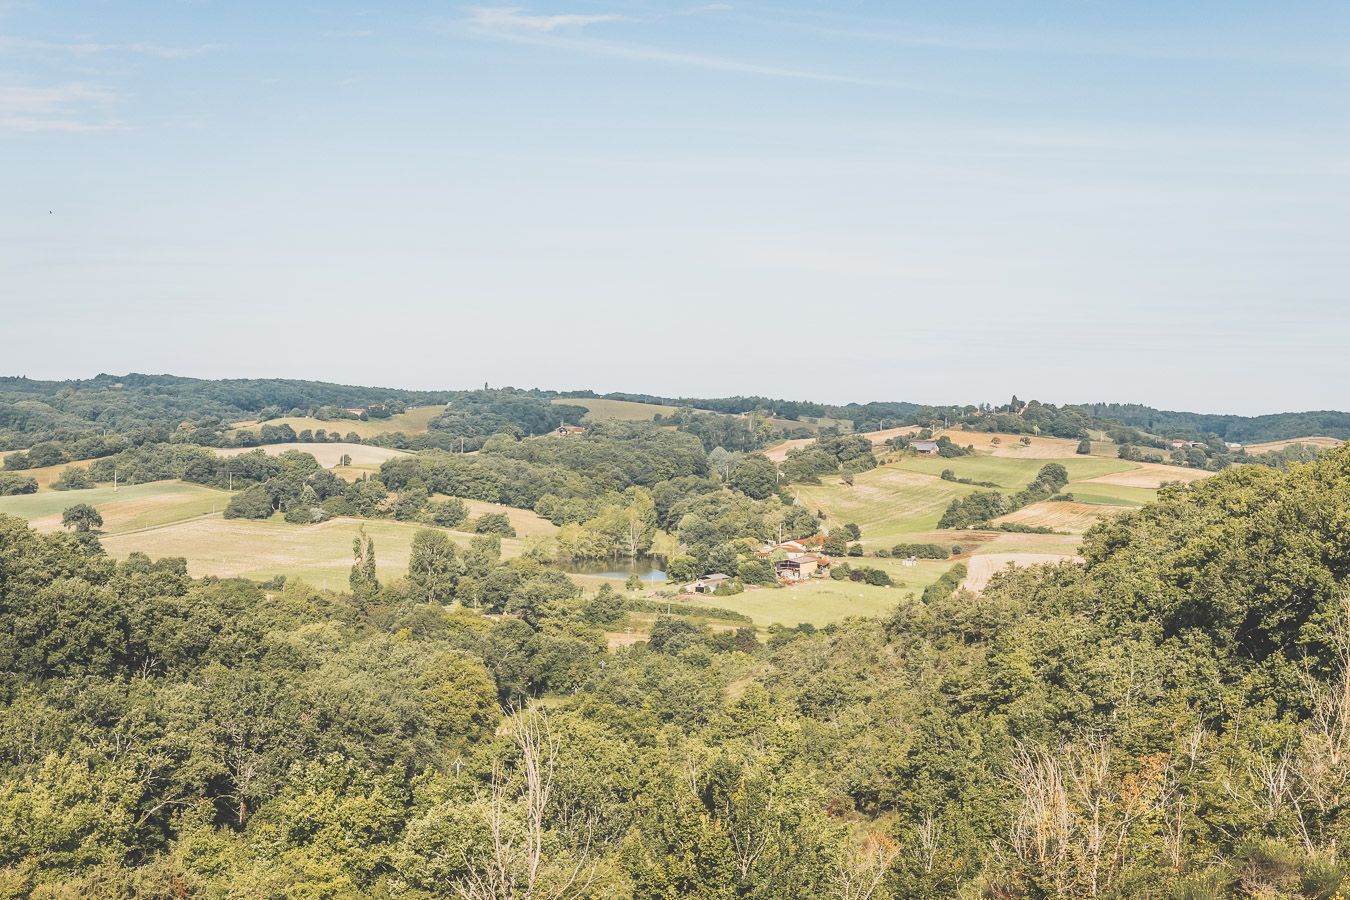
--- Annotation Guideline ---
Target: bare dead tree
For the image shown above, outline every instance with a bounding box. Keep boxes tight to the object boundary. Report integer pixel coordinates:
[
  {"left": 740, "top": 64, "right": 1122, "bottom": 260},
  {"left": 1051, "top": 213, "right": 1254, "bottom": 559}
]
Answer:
[
  {"left": 455, "top": 706, "right": 595, "bottom": 900},
  {"left": 833, "top": 830, "right": 899, "bottom": 900}
]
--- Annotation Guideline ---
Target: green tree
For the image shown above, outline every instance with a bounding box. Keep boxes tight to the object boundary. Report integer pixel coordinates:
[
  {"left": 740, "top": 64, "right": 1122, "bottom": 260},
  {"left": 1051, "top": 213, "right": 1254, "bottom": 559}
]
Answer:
[
  {"left": 426, "top": 497, "right": 468, "bottom": 528},
  {"left": 0, "top": 473, "right": 37, "bottom": 495},
  {"left": 60, "top": 503, "right": 102, "bottom": 532},
  {"left": 51, "top": 467, "right": 94, "bottom": 490},
  {"left": 407, "top": 528, "right": 460, "bottom": 603},
  {"left": 349, "top": 528, "right": 378, "bottom": 602},
  {"left": 473, "top": 512, "right": 516, "bottom": 536},
  {"left": 729, "top": 454, "right": 777, "bottom": 500}
]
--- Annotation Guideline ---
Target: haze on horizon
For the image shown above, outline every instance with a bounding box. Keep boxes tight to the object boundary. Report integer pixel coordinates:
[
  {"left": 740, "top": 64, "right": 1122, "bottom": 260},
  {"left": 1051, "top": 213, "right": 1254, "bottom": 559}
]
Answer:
[{"left": 2, "top": 1, "right": 1346, "bottom": 415}]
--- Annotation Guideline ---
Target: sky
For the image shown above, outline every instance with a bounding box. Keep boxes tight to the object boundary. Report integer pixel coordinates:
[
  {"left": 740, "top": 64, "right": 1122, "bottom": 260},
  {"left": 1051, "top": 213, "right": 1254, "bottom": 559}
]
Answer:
[{"left": 1, "top": 1, "right": 1347, "bottom": 414}]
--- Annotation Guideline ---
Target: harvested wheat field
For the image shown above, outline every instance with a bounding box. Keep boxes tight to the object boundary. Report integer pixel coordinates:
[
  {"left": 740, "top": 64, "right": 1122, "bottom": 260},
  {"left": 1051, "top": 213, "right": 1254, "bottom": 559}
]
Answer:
[
  {"left": 961, "top": 552, "right": 1081, "bottom": 592},
  {"left": 1078, "top": 462, "right": 1211, "bottom": 489},
  {"left": 215, "top": 442, "right": 409, "bottom": 468},
  {"left": 994, "top": 500, "right": 1125, "bottom": 534},
  {"left": 1243, "top": 436, "right": 1343, "bottom": 454}
]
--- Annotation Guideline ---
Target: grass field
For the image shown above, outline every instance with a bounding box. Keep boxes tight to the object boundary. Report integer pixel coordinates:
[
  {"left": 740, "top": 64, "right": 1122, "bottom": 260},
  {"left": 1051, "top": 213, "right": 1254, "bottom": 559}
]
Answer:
[
  {"left": 215, "top": 442, "right": 410, "bottom": 468},
  {"left": 230, "top": 405, "right": 444, "bottom": 439},
  {"left": 99, "top": 515, "right": 529, "bottom": 591},
  {"left": 896, "top": 455, "right": 1133, "bottom": 489},
  {"left": 794, "top": 467, "right": 978, "bottom": 542},
  {"left": 554, "top": 397, "right": 682, "bottom": 422},
  {"left": 691, "top": 566, "right": 947, "bottom": 627},
  {"left": 0, "top": 481, "right": 230, "bottom": 534}
]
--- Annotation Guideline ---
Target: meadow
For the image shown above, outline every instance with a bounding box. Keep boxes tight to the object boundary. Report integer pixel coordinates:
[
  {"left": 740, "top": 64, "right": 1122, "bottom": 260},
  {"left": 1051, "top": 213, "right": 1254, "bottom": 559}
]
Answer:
[
  {"left": 99, "top": 514, "right": 534, "bottom": 592},
  {"left": 0, "top": 481, "right": 230, "bottom": 534}
]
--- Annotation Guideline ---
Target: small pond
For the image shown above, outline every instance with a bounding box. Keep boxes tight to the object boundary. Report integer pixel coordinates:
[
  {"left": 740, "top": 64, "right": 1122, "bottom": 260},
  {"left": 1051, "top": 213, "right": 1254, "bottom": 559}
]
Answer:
[{"left": 558, "top": 558, "right": 668, "bottom": 582}]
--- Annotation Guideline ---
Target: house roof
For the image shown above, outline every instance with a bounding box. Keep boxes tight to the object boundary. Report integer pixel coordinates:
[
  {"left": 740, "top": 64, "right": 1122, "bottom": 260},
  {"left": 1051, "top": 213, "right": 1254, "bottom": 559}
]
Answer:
[
  {"left": 700, "top": 573, "right": 731, "bottom": 582},
  {"left": 912, "top": 440, "right": 938, "bottom": 450}
]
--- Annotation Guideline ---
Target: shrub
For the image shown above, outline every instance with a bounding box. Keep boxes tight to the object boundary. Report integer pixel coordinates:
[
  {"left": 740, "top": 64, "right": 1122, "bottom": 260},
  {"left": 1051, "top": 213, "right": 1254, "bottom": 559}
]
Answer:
[
  {"left": 51, "top": 467, "right": 95, "bottom": 490},
  {"left": 921, "top": 564, "right": 967, "bottom": 603},
  {"left": 0, "top": 473, "right": 38, "bottom": 495},
  {"left": 425, "top": 498, "right": 468, "bottom": 528},
  {"left": 473, "top": 512, "right": 516, "bottom": 537},
  {"left": 224, "top": 484, "right": 274, "bottom": 519},
  {"left": 891, "top": 543, "right": 950, "bottom": 559}
]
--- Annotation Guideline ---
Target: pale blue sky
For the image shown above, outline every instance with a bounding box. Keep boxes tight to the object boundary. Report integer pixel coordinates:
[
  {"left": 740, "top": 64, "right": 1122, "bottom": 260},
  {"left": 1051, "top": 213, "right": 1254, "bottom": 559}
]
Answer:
[{"left": 1, "top": 1, "right": 1347, "bottom": 413}]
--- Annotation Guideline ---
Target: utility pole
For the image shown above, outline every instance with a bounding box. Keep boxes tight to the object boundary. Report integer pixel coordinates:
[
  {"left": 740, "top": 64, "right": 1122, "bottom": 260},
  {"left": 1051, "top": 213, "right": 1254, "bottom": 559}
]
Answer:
[{"left": 113, "top": 467, "right": 118, "bottom": 492}]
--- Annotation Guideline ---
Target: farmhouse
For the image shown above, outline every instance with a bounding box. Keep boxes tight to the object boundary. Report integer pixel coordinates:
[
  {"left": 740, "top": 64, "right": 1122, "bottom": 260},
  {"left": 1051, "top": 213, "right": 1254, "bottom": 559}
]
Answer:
[
  {"left": 912, "top": 440, "right": 939, "bottom": 455},
  {"left": 774, "top": 554, "right": 829, "bottom": 581},
  {"left": 556, "top": 423, "right": 586, "bottom": 436},
  {"left": 689, "top": 573, "right": 731, "bottom": 594}
]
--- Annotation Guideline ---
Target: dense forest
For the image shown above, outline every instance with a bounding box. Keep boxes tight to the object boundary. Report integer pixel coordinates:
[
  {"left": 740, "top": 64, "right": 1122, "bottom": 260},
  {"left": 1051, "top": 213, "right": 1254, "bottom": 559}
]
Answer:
[
  {"left": 4, "top": 414, "right": 1350, "bottom": 895},
  {"left": 1075, "top": 403, "right": 1350, "bottom": 443},
  {"left": 3, "top": 375, "right": 1346, "bottom": 466}
]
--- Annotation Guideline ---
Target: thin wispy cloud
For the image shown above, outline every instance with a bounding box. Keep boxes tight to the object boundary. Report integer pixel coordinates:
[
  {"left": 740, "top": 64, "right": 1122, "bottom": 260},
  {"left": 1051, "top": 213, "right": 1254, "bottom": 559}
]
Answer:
[
  {"left": 0, "top": 35, "right": 215, "bottom": 58},
  {"left": 459, "top": 24, "right": 899, "bottom": 88},
  {"left": 0, "top": 82, "right": 119, "bottom": 132},
  {"left": 467, "top": 7, "right": 626, "bottom": 32}
]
